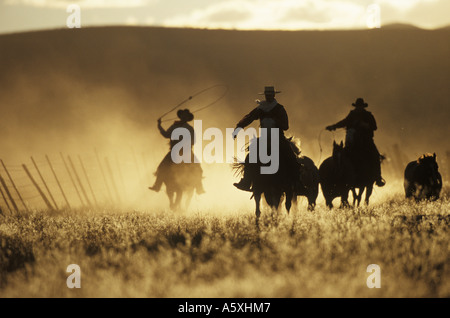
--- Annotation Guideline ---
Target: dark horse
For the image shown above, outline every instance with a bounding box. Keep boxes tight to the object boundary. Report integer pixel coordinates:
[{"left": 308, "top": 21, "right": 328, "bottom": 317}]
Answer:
[
  {"left": 404, "top": 153, "right": 442, "bottom": 201},
  {"left": 288, "top": 139, "right": 319, "bottom": 211},
  {"left": 292, "top": 155, "right": 320, "bottom": 211},
  {"left": 162, "top": 162, "right": 202, "bottom": 211},
  {"left": 233, "top": 137, "right": 300, "bottom": 220},
  {"left": 319, "top": 141, "right": 355, "bottom": 208},
  {"left": 345, "top": 137, "right": 381, "bottom": 207}
]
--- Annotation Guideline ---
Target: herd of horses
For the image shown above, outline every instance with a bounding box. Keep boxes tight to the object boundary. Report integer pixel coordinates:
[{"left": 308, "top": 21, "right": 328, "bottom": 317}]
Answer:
[{"left": 155, "top": 138, "right": 443, "bottom": 219}]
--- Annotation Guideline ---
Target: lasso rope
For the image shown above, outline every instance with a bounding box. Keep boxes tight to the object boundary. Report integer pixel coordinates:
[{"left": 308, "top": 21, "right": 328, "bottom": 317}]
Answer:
[
  {"left": 317, "top": 129, "right": 335, "bottom": 165},
  {"left": 159, "top": 84, "right": 228, "bottom": 122}
]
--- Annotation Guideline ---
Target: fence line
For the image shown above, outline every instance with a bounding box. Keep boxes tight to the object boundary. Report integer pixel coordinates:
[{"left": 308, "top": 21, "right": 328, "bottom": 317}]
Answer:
[
  {"left": 0, "top": 146, "right": 447, "bottom": 214},
  {"left": 0, "top": 149, "right": 157, "bottom": 213}
]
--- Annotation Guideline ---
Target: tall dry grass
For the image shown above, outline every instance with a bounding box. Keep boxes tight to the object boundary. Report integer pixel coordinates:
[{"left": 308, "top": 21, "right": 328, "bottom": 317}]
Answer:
[{"left": 0, "top": 190, "right": 448, "bottom": 298}]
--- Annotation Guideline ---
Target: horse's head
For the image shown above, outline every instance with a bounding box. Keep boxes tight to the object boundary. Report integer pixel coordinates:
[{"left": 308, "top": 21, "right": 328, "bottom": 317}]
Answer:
[
  {"left": 418, "top": 153, "right": 440, "bottom": 185},
  {"left": 287, "top": 136, "right": 301, "bottom": 156},
  {"left": 332, "top": 141, "right": 345, "bottom": 167}
]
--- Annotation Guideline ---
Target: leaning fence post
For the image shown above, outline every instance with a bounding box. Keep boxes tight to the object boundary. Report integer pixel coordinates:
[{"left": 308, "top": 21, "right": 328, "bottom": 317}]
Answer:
[
  {"left": 115, "top": 154, "right": 127, "bottom": 197},
  {"left": 0, "top": 177, "right": 13, "bottom": 214},
  {"left": 132, "top": 148, "right": 144, "bottom": 186},
  {"left": 46, "top": 155, "right": 71, "bottom": 210},
  {"left": 95, "top": 149, "right": 114, "bottom": 203},
  {"left": 60, "top": 152, "right": 84, "bottom": 207},
  {"left": 22, "top": 164, "right": 54, "bottom": 211},
  {"left": 31, "top": 156, "right": 58, "bottom": 210},
  {"left": 1, "top": 159, "right": 28, "bottom": 212},
  {"left": 0, "top": 173, "right": 19, "bottom": 213},
  {"left": 105, "top": 156, "right": 121, "bottom": 204},
  {"left": 78, "top": 155, "right": 98, "bottom": 207},
  {"left": 68, "top": 155, "right": 92, "bottom": 207}
]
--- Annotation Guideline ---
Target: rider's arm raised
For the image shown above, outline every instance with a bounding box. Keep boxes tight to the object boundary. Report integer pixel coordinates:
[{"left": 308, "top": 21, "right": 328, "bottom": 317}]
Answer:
[{"left": 158, "top": 120, "right": 172, "bottom": 138}]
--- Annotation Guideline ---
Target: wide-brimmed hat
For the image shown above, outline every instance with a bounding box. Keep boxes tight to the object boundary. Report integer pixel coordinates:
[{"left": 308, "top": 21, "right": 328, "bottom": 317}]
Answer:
[
  {"left": 352, "top": 98, "right": 368, "bottom": 108},
  {"left": 258, "top": 86, "right": 281, "bottom": 95},
  {"left": 177, "top": 109, "right": 194, "bottom": 122}
]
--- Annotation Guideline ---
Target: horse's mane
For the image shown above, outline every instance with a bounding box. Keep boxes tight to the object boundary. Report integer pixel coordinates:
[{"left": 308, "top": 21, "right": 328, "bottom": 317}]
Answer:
[
  {"left": 417, "top": 153, "right": 435, "bottom": 163},
  {"left": 287, "top": 136, "right": 301, "bottom": 156}
]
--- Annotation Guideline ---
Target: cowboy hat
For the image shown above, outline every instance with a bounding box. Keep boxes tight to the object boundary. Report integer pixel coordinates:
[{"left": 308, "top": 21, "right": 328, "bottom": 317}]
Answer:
[
  {"left": 177, "top": 109, "right": 194, "bottom": 122},
  {"left": 258, "top": 86, "right": 281, "bottom": 95},
  {"left": 352, "top": 98, "right": 368, "bottom": 108}
]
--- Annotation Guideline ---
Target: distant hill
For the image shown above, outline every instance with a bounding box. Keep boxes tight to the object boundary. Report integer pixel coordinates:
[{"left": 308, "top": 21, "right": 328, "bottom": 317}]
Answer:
[
  {"left": 0, "top": 26, "right": 449, "bottom": 166},
  {"left": 381, "top": 23, "right": 422, "bottom": 30}
]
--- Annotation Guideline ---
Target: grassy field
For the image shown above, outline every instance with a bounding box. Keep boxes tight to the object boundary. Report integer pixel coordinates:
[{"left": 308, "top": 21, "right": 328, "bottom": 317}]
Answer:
[{"left": 0, "top": 189, "right": 448, "bottom": 298}]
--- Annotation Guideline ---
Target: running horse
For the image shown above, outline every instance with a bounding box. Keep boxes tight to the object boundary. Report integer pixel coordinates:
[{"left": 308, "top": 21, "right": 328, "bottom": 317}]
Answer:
[
  {"left": 404, "top": 153, "right": 442, "bottom": 201},
  {"left": 162, "top": 162, "right": 202, "bottom": 211},
  {"left": 233, "top": 137, "right": 300, "bottom": 221},
  {"left": 319, "top": 141, "right": 355, "bottom": 208}
]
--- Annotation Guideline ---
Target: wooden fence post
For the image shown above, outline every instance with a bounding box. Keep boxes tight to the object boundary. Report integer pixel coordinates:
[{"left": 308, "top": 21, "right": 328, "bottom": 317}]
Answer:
[
  {"left": 68, "top": 155, "right": 92, "bottom": 207},
  {"left": 31, "top": 156, "right": 58, "bottom": 210},
  {"left": 95, "top": 149, "right": 114, "bottom": 203},
  {"left": 78, "top": 155, "right": 98, "bottom": 207},
  {"left": 105, "top": 156, "right": 121, "bottom": 204},
  {"left": 0, "top": 173, "right": 19, "bottom": 213},
  {"left": 60, "top": 152, "right": 84, "bottom": 207},
  {"left": 1, "top": 159, "right": 28, "bottom": 211},
  {"left": 132, "top": 148, "right": 144, "bottom": 186},
  {"left": 0, "top": 178, "right": 12, "bottom": 214},
  {"left": 115, "top": 154, "right": 127, "bottom": 197},
  {"left": 22, "top": 164, "right": 54, "bottom": 211},
  {"left": 46, "top": 155, "right": 71, "bottom": 210}
]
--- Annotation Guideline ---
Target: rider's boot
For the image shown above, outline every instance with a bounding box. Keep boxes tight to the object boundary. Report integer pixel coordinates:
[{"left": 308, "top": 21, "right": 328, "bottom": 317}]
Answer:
[
  {"left": 149, "top": 178, "right": 162, "bottom": 192},
  {"left": 233, "top": 177, "right": 252, "bottom": 192},
  {"left": 376, "top": 176, "right": 386, "bottom": 187}
]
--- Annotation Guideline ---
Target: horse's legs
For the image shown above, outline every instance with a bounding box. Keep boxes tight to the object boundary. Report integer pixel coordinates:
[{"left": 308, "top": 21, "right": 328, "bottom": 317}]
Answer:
[
  {"left": 357, "top": 188, "right": 364, "bottom": 206},
  {"left": 324, "top": 192, "right": 334, "bottom": 209},
  {"left": 365, "top": 185, "right": 373, "bottom": 205},
  {"left": 254, "top": 192, "right": 262, "bottom": 220},
  {"left": 307, "top": 196, "right": 316, "bottom": 211},
  {"left": 291, "top": 195, "right": 298, "bottom": 213},
  {"left": 285, "top": 190, "right": 293, "bottom": 214},
  {"left": 174, "top": 191, "right": 183, "bottom": 211},
  {"left": 167, "top": 189, "right": 175, "bottom": 210},
  {"left": 341, "top": 189, "right": 350, "bottom": 208},
  {"left": 351, "top": 188, "right": 357, "bottom": 206},
  {"left": 308, "top": 187, "right": 318, "bottom": 211},
  {"left": 185, "top": 188, "right": 194, "bottom": 210}
]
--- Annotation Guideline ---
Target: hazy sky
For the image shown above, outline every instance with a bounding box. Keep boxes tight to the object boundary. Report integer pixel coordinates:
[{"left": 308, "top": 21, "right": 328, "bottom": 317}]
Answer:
[{"left": 1, "top": 0, "right": 450, "bottom": 34}]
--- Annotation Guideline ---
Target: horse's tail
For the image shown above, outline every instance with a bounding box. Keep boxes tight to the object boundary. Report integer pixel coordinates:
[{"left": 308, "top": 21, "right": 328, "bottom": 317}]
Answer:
[{"left": 231, "top": 157, "right": 245, "bottom": 177}]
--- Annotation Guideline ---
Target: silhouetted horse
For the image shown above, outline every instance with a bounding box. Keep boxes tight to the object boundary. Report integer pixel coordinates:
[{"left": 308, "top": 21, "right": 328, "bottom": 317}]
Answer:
[
  {"left": 287, "top": 139, "right": 319, "bottom": 211},
  {"left": 319, "top": 141, "right": 355, "bottom": 208},
  {"left": 292, "top": 156, "right": 320, "bottom": 211},
  {"left": 345, "top": 142, "right": 381, "bottom": 207},
  {"left": 404, "top": 153, "right": 442, "bottom": 201},
  {"left": 163, "top": 162, "right": 202, "bottom": 211},
  {"left": 233, "top": 137, "right": 300, "bottom": 221}
]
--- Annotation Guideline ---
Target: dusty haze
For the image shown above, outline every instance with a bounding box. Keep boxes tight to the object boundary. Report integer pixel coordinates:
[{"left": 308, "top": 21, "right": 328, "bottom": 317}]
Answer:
[{"left": 0, "top": 26, "right": 449, "bottom": 210}]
